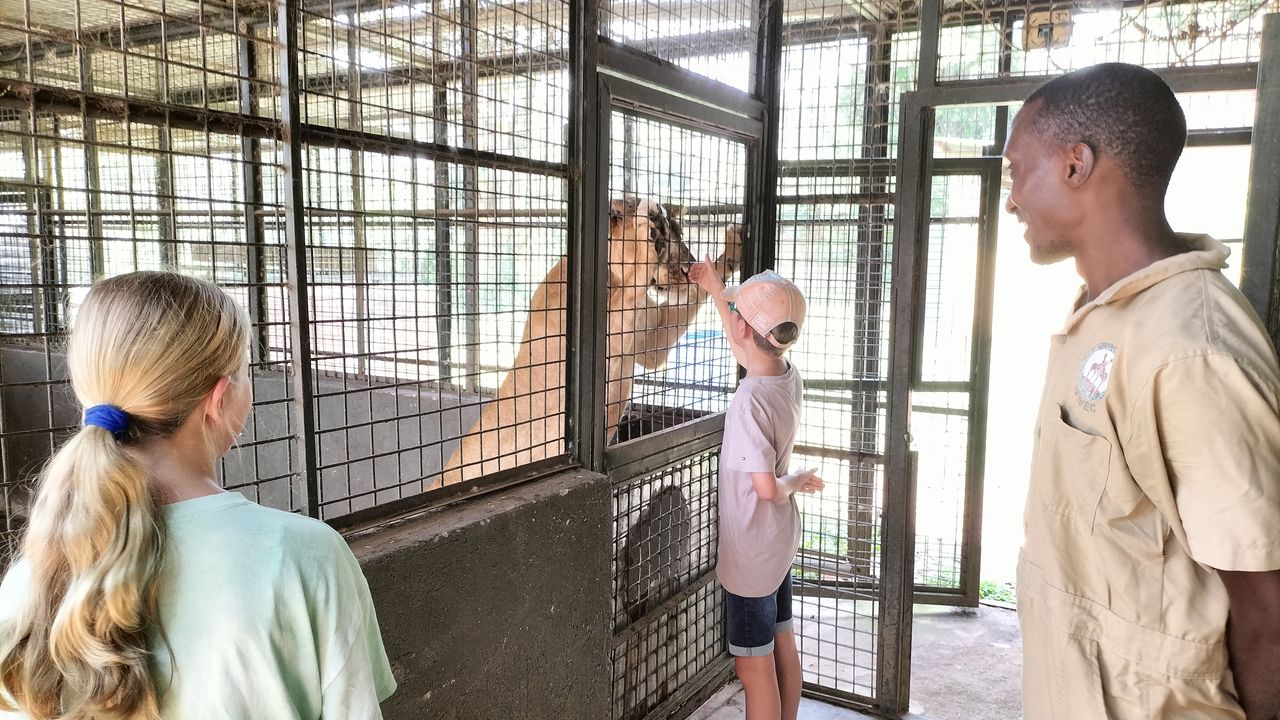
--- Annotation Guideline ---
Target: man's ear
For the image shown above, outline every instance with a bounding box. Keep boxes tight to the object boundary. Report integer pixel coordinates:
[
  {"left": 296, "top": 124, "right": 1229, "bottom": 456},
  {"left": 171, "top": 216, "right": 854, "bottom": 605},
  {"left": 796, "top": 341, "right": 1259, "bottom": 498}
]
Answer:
[{"left": 1063, "top": 142, "right": 1096, "bottom": 187}]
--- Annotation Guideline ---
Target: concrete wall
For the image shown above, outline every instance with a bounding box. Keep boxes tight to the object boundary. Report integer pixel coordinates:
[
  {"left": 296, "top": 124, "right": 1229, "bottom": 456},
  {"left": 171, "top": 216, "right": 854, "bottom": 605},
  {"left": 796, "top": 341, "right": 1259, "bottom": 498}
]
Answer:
[{"left": 350, "top": 470, "right": 613, "bottom": 720}]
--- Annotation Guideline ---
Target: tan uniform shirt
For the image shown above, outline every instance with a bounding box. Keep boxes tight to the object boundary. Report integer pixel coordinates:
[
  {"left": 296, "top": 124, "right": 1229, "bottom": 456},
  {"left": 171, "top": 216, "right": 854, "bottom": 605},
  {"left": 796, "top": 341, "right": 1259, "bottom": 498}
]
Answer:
[{"left": 1018, "top": 235, "right": 1280, "bottom": 719}]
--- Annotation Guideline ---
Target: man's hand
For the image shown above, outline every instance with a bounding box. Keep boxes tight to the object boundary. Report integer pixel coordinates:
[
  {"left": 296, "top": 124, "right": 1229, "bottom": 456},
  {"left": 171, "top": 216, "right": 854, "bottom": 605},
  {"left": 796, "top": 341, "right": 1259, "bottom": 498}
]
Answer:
[
  {"left": 1218, "top": 568, "right": 1280, "bottom": 720},
  {"left": 688, "top": 253, "right": 726, "bottom": 297}
]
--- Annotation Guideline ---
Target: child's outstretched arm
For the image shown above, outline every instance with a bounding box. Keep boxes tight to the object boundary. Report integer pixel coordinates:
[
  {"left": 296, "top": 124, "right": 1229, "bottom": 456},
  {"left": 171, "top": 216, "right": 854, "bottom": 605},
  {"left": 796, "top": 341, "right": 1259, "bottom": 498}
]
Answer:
[
  {"left": 688, "top": 253, "right": 732, "bottom": 327},
  {"left": 750, "top": 468, "right": 824, "bottom": 502}
]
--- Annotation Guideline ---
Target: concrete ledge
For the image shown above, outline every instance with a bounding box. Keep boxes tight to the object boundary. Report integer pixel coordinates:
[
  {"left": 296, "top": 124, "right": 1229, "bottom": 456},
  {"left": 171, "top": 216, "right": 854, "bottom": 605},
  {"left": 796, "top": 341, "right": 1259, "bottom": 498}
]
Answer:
[{"left": 348, "top": 470, "right": 613, "bottom": 720}]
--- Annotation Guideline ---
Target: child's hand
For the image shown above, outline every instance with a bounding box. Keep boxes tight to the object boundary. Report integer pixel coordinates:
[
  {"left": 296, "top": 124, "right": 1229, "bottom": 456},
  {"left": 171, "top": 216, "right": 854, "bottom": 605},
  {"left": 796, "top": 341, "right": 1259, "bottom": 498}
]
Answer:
[
  {"left": 795, "top": 471, "right": 824, "bottom": 494},
  {"left": 688, "top": 254, "right": 725, "bottom": 296},
  {"left": 778, "top": 467, "right": 824, "bottom": 495}
]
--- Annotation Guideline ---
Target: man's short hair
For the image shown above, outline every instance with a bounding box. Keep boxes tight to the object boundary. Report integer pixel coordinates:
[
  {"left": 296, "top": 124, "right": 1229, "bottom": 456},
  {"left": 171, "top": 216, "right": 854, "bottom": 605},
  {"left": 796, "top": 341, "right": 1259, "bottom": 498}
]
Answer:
[{"left": 1026, "top": 62, "right": 1187, "bottom": 193}]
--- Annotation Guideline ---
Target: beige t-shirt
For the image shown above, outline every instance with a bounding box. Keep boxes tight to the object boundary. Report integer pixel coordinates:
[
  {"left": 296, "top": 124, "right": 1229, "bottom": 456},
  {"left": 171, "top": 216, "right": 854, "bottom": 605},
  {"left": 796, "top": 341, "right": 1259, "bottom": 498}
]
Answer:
[
  {"left": 1018, "top": 235, "right": 1280, "bottom": 720},
  {"left": 715, "top": 363, "right": 804, "bottom": 598}
]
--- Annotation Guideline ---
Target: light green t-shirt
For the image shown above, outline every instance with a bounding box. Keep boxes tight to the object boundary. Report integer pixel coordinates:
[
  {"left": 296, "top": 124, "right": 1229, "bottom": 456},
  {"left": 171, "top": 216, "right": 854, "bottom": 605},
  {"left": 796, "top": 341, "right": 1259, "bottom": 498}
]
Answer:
[{"left": 0, "top": 492, "right": 396, "bottom": 719}]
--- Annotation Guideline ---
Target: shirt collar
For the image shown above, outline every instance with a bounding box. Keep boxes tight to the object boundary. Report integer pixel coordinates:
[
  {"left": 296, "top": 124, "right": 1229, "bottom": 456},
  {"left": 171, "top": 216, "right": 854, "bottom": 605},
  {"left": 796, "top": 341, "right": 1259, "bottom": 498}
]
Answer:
[{"left": 1058, "top": 234, "right": 1227, "bottom": 335}]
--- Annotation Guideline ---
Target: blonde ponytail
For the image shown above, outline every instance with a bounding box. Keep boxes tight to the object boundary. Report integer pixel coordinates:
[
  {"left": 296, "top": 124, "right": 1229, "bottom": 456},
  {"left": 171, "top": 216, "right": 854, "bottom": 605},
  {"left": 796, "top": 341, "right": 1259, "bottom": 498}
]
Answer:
[
  {"left": 0, "top": 272, "right": 249, "bottom": 719},
  {"left": 4, "top": 427, "right": 163, "bottom": 719}
]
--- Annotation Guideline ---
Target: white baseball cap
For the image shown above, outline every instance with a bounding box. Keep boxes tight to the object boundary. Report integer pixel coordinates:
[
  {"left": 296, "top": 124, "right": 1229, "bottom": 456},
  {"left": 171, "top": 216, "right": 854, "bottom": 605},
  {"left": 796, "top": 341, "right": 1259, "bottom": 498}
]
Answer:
[{"left": 721, "top": 270, "right": 806, "bottom": 349}]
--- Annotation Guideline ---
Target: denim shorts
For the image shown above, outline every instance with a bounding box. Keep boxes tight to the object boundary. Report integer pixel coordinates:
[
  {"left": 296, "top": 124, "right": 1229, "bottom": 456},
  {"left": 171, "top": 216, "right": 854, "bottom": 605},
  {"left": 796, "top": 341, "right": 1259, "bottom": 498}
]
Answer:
[{"left": 725, "top": 573, "right": 794, "bottom": 657}]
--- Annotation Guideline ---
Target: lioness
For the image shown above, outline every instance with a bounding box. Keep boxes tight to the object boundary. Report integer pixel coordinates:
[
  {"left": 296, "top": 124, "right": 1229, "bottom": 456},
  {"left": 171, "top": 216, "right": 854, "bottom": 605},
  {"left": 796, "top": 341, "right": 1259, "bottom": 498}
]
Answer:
[{"left": 439, "top": 198, "right": 743, "bottom": 487}]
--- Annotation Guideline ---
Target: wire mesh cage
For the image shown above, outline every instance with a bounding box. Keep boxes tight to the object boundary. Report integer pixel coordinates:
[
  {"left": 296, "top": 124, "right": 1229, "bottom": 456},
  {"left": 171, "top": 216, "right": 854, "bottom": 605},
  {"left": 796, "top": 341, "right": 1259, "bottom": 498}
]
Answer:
[
  {"left": 910, "top": 171, "right": 983, "bottom": 592},
  {"left": 297, "top": 0, "right": 567, "bottom": 163},
  {"left": 300, "top": 149, "right": 569, "bottom": 514},
  {"left": 0, "top": 0, "right": 280, "bottom": 118},
  {"left": 291, "top": 0, "right": 570, "bottom": 514},
  {"left": 0, "top": 0, "right": 574, "bottom": 532},
  {"left": 935, "top": 0, "right": 1280, "bottom": 82},
  {"left": 611, "top": 450, "right": 722, "bottom": 720},
  {"left": 0, "top": 1, "right": 297, "bottom": 548},
  {"left": 599, "top": 0, "right": 758, "bottom": 91},
  {"left": 604, "top": 111, "right": 745, "bottom": 449},
  {"left": 773, "top": 0, "right": 914, "bottom": 704}
]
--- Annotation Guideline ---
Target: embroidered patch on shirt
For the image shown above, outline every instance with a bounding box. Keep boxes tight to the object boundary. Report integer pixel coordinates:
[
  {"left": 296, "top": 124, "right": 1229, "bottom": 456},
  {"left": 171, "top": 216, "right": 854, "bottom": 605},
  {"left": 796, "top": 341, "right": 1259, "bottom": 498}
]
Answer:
[{"left": 1077, "top": 342, "right": 1117, "bottom": 404}]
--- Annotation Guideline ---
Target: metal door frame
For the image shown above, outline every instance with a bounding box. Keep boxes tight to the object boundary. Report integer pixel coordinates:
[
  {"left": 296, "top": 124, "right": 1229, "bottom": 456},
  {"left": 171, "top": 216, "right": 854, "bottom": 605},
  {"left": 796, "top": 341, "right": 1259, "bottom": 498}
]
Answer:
[
  {"left": 1242, "top": 14, "right": 1280, "bottom": 345},
  {"left": 907, "top": 159, "right": 1001, "bottom": 608}
]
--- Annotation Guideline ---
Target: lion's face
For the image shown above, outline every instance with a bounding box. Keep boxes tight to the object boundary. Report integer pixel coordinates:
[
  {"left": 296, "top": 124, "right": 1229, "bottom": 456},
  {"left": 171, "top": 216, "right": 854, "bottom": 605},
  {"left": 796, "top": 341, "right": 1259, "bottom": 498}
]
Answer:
[{"left": 608, "top": 198, "right": 695, "bottom": 305}]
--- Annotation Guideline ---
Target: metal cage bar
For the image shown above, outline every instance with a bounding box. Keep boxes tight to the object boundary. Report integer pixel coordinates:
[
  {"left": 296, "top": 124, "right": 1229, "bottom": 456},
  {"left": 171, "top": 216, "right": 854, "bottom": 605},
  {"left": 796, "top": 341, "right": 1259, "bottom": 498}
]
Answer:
[
  {"left": 881, "top": 89, "right": 931, "bottom": 715},
  {"left": 1242, "top": 13, "right": 1280, "bottom": 341},
  {"left": 279, "top": 0, "right": 321, "bottom": 518}
]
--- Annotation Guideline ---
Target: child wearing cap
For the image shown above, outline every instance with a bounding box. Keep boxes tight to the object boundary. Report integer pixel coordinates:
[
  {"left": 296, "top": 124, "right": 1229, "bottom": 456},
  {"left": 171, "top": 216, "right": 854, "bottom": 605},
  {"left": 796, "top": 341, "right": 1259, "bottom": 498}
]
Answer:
[{"left": 688, "top": 259, "right": 823, "bottom": 720}]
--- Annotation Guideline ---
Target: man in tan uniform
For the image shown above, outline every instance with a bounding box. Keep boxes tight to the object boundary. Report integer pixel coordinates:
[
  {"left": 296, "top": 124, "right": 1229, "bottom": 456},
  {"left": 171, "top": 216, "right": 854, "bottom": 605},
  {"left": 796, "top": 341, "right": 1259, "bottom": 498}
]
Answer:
[{"left": 1007, "top": 62, "right": 1280, "bottom": 719}]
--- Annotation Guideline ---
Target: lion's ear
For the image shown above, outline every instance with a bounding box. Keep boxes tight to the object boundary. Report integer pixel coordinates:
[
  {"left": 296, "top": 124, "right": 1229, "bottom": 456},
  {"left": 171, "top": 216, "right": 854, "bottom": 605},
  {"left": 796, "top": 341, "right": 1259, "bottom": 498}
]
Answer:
[
  {"left": 662, "top": 203, "right": 685, "bottom": 219},
  {"left": 609, "top": 198, "right": 642, "bottom": 217}
]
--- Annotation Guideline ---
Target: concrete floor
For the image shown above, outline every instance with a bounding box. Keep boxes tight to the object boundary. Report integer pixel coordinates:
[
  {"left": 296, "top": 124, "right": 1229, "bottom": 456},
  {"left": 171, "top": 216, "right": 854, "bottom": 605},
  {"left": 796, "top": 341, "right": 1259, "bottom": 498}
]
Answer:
[
  {"left": 908, "top": 604, "right": 1021, "bottom": 720},
  {"left": 688, "top": 681, "right": 879, "bottom": 720},
  {"left": 690, "top": 603, "right": 1022, "bottom": 720}
]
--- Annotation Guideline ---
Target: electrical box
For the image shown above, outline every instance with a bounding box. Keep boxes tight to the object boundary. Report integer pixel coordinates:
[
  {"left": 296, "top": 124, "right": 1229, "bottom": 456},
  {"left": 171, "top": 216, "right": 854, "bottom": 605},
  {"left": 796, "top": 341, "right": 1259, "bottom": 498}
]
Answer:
[{"left": 1024, "top": 10, "right": 1074, "bottom": 50}]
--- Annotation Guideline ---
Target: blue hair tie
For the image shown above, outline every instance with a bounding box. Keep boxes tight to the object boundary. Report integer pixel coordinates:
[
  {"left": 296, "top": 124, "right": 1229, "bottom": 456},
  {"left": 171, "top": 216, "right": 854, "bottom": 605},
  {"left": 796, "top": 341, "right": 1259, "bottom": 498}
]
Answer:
[{"left": 84, "top": 405, "right": 130, "bottom": 439}]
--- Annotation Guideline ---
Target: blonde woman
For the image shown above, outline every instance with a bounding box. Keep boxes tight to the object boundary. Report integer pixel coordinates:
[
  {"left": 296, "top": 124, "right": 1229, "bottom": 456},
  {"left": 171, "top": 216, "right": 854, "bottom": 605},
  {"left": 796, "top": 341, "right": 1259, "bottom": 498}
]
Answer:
[{"left": 0, "top": 271, "right": 396, "bottom": 719}]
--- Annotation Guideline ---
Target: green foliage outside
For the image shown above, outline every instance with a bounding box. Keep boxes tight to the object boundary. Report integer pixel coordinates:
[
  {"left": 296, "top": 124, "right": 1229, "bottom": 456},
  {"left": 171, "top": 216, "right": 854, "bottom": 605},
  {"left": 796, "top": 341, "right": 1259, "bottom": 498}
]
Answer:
[{"left": 980, "top": 580, "right": 1016, "bottom": 604}]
